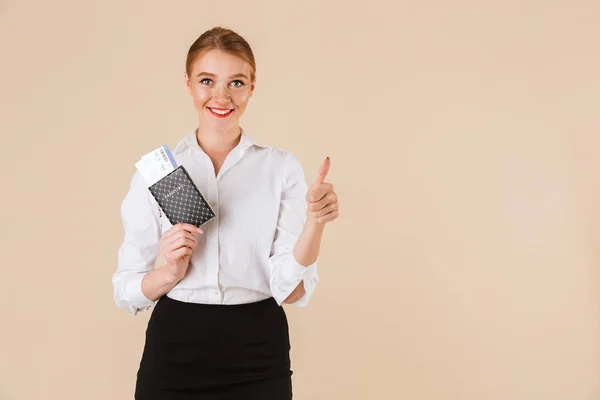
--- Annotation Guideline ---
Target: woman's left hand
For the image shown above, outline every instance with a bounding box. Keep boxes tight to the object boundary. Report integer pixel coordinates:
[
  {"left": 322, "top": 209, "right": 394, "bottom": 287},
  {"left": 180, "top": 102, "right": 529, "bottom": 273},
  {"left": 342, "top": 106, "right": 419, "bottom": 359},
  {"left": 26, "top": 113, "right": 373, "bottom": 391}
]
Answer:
[{"left": 306, "top": 157, "right": 340, "bottom": 225}]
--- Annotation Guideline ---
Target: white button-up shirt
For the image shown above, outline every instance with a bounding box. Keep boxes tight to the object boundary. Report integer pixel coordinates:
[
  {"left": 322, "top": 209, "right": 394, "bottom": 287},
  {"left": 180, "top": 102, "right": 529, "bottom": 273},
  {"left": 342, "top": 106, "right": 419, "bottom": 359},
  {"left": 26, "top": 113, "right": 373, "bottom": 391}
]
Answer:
[{"left": 112, "top": 127, "right": 320, "bottom": 315}]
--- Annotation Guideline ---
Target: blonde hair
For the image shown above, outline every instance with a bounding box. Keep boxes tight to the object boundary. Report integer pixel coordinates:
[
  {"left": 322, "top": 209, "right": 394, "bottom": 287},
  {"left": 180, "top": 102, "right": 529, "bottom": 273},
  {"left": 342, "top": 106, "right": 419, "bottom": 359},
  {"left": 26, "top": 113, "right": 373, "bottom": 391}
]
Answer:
[{"left": 186, "top": 26, "right": 256, "bottom": 82}]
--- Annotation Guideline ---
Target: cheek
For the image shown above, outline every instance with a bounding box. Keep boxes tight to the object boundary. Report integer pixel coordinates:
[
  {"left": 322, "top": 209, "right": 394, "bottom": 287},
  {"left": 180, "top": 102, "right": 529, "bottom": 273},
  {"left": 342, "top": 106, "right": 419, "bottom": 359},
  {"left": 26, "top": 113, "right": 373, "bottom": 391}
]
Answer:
[
  {"left": 191, "top": 88, "right": 210, "bottom": 107},
  {"left": 233, "top": 92, "right": 251, "bottom": 107}
]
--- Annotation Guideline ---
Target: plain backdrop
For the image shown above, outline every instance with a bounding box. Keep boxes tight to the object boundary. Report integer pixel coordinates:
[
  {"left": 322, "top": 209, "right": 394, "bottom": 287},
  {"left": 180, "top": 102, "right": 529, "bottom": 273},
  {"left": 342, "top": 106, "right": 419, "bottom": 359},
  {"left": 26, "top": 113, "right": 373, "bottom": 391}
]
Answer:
[{"left": 1, "top": 1, "right": 599, "bottom": 399}]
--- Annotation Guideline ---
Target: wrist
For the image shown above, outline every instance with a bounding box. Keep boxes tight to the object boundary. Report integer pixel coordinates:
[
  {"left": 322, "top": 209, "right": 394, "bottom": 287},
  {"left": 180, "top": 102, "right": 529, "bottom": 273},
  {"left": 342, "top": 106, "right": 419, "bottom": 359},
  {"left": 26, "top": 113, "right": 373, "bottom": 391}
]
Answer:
[
  {"left": 162, "top": 264, "right": 182, "bottom": 284},
  {"left": 304, "top": 217, "right": 325, "bottom": 234}
]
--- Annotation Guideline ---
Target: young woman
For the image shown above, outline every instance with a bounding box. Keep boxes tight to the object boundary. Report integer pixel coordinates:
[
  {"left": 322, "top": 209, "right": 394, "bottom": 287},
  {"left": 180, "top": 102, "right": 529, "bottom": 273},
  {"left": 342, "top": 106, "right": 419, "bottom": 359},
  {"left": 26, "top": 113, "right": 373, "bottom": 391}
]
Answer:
[{"left": 112, "top": 26, "right": 340, "bottom": 399}]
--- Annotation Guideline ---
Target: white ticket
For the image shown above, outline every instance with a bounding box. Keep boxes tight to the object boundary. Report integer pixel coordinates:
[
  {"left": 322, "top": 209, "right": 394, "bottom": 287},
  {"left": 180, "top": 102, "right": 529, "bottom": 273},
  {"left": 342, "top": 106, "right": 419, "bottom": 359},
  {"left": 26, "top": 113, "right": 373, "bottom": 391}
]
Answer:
[{"left": 135, "top": 145, "right": 178, "bottom": 186}]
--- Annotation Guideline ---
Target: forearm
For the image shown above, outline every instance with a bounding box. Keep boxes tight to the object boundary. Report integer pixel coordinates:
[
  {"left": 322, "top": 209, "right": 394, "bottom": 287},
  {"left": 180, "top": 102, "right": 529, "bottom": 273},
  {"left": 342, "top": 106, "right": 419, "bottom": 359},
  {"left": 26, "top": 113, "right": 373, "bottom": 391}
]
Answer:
[
  {"left": 141, "top": 264, "right": 181, "bottom": 301},
  {"left": 284, "top": 220, "right": 325, "bottom": 303},
  {"left": 293, "top": 219, "right": 325, "bottom": 266}
]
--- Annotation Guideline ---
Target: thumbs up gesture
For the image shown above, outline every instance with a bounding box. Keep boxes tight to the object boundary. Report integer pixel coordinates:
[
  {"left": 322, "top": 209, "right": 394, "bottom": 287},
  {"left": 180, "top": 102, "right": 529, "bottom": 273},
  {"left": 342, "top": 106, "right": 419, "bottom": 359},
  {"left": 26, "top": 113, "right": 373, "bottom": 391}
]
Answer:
[{"left": 306, "top": 157, "right": 340, "bottom": 225}]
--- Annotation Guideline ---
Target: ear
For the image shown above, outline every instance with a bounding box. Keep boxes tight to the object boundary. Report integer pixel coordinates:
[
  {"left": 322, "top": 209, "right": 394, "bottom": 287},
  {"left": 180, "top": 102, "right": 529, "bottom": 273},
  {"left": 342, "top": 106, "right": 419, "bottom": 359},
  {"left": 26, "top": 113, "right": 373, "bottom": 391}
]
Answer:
[
  {"left": 249, "top": 78, "right": 256, "bottom": 98},
  {"left": 184, "top": 72, "right": 192, "bottom": 96}
]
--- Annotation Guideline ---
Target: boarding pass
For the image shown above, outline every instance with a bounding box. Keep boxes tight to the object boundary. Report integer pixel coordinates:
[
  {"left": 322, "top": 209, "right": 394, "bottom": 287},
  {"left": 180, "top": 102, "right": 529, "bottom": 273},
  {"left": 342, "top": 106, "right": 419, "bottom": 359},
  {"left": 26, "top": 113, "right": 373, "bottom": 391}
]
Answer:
[{"left": 135, "top": 145, "right": 178, "bottom": 186}]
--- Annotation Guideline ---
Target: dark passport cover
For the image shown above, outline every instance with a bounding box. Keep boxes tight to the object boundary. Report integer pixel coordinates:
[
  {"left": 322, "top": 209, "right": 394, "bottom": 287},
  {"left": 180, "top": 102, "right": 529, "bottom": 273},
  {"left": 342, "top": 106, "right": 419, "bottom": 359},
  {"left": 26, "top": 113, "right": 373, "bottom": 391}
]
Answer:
[{"left": 148, "top": 165, "right": 216, "bottom": 227}]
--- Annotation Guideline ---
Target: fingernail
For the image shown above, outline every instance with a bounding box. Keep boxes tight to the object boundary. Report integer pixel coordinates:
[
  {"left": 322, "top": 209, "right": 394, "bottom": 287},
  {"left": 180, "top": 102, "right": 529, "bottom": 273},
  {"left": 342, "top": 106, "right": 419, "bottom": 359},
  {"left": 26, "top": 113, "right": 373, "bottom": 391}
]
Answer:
[{"left": 197, "top": 228, "right": 203, "bottom": 233}]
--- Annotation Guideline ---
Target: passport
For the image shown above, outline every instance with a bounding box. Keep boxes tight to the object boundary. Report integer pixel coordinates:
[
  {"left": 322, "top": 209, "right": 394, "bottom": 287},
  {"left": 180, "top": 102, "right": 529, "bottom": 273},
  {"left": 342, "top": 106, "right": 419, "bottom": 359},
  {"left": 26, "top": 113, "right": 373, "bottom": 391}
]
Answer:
[{"left": 148, "top": 165, "right": 216, "bottom": 227}]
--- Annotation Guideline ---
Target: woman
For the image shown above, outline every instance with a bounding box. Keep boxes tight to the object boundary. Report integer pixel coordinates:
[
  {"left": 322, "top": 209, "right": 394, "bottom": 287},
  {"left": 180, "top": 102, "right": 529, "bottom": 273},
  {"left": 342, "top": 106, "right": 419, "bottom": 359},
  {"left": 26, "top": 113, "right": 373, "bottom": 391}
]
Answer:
[{"left": 112, "top": 26, "right": 340, "bottom": 399}]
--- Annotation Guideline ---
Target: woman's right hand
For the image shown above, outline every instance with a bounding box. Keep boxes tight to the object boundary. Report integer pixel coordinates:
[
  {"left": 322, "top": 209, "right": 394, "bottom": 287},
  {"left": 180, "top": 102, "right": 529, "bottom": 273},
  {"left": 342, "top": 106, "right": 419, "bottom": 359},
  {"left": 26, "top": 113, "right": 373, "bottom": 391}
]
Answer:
[{"left": 160, "top": 223, "right": 203, "bottom": 282}]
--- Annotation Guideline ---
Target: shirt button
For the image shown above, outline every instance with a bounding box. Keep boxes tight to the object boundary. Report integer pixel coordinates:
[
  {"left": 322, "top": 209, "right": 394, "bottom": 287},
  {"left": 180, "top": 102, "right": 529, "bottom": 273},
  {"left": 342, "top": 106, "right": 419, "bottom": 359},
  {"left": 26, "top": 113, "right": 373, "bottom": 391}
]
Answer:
[{"left": 210, "top": 231, "right": 216, "bottom": 236}]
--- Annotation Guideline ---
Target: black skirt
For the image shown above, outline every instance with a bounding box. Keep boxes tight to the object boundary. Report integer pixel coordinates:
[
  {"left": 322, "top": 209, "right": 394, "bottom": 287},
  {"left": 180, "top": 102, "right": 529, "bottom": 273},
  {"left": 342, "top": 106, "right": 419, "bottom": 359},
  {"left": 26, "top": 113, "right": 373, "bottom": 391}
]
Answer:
[{"left": 135, "top": 294, "right": 293, "bottom": 399}]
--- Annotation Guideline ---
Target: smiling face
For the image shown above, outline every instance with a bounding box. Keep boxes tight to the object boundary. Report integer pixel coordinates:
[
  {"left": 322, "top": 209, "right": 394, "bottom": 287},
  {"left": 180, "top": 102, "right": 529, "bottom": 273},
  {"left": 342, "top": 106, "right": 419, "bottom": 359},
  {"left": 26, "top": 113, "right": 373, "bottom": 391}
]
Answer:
[{"left": 185, "top": 49, "right": 255, "bottom": 133}]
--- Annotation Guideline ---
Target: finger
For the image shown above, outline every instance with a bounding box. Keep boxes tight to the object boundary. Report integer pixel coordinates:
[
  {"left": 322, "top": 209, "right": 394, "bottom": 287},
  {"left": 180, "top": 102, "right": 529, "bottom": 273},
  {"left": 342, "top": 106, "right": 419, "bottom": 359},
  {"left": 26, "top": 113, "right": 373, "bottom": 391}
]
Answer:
[
  {"left": 170, "top": 246, "right": 193, "bottom": 261},
  {"left": 178, "top": 223, "right": 203, "bottom": 234},
  {"left": 165, "top": 241, "right": 196, "bottom": 259},
  {"left": 166, "top": 226, "right": 200, "bottom": 245},
  {"left": 309, "top": 192, "right": 338, "bottom": 212},
  {"left": 313, "top": 202, "right": 339, "bottom": 218},
  {"left": 163, "top": 223, "right": 202, "bottom": 240},
  {"left": 313, "top": 157, "right": 330, "bottom": 186},
  {"left": 317, "top": 209, "right": 340, "bottom": 223},
  {"left": 308, "top": 182, "right": 334, "bottom": 203},
  {"left": 166, "top": 235, "right": 197, "bottom": 250},
  {"left": 168, "top": 229, "right": 198, "bottom": 245}
]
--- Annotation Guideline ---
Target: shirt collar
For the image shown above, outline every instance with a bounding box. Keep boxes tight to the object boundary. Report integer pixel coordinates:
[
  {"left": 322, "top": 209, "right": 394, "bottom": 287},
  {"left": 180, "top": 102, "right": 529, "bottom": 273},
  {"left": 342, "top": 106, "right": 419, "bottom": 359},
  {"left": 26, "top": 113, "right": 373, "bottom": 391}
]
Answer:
[{"left": 182, "top": 127, "right": 261, "bottom": 154}]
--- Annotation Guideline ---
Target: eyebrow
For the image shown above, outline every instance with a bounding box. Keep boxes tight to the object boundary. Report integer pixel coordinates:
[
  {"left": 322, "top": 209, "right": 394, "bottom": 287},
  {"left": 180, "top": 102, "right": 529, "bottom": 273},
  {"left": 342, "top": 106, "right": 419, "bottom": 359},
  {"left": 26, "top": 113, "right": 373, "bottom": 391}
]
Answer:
[{"left": 196, "top": 72, "right": 249, "bottom": 79}]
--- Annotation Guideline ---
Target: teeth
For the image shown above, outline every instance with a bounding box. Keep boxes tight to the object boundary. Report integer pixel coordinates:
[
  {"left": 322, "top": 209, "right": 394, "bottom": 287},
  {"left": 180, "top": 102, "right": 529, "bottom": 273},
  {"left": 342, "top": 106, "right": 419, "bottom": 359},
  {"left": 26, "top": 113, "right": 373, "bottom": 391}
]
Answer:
[{"left": 210, "top": 108, "right": 232, "bottom": 115}]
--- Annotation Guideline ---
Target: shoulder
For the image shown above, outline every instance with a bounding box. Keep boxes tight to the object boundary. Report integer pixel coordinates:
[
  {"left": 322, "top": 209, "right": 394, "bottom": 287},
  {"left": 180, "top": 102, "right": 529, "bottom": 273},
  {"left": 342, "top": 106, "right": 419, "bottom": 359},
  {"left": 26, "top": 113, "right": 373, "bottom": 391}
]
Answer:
[
  {"left": 125, "top": 169, "right": 146, "bottom": 193},
  {"left": 172, "top": 136, "right": 190, "bottom": 156},
  {"left": 252, "top": 143, "right": 302, "bottom": 165},
  {"left": 256, "top": 147, "right": 308, "bottom": 192},
  {"left": 251, "top": 145, "right": 306, "bottom": 178},
  {"left": 125, "top": 169, "right": 157, "bottom": 202},
  {"left": 121, "top": 169, "right": 159, "bottom": 220}
]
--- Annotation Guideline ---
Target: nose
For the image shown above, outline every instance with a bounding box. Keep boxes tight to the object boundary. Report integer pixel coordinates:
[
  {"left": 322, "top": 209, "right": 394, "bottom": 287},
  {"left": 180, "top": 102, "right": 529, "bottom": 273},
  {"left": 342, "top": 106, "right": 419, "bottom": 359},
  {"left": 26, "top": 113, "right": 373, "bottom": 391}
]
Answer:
[{"left": 213, "top": 82, "right": 231, "bottom": 104}]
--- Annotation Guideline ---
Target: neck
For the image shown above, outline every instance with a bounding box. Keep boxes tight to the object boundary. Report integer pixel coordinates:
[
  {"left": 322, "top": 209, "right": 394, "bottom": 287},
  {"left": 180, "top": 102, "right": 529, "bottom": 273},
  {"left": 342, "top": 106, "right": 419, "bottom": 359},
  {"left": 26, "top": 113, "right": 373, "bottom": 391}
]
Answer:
[{"left": 195, "top": 124, "right": 242, "bottom": 155}]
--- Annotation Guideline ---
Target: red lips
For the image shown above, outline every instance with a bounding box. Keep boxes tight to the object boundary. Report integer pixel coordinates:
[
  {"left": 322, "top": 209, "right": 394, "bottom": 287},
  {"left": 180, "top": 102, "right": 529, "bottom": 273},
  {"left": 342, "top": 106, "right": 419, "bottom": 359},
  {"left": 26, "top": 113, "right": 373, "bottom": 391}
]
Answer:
[{"left": 207, "top": 107, "right": 234, "bottom": 118}]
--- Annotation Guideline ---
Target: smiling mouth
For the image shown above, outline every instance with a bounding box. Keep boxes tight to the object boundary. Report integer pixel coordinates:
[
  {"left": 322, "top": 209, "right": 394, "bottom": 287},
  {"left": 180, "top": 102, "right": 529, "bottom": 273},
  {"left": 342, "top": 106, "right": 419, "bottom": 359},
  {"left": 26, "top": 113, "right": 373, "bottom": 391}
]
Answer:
[{"left": 207, "top": 107, "right": 234, "bottom": 117}]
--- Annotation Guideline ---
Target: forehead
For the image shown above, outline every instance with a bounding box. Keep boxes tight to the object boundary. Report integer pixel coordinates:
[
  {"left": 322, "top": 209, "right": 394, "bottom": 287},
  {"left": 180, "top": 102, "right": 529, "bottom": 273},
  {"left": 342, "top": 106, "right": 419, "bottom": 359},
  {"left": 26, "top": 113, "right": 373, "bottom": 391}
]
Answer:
[{"left": 191, "top": 49, "right": 252, "bottom": 76}]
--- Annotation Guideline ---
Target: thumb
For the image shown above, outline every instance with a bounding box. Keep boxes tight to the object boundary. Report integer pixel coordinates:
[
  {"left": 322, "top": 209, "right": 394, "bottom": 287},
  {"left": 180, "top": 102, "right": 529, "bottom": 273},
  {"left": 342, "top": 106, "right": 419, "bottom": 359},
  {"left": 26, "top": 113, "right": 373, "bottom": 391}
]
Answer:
[{"left": 313, "top": 157, "right": 330, "bottom": 186}]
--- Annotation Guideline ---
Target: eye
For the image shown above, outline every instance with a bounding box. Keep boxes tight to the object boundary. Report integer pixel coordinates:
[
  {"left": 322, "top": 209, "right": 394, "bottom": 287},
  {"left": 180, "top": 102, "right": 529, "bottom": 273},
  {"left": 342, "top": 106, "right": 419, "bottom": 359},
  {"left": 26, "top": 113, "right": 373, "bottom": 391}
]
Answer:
[
  {"left": 199, "top": 78, "right": 212, "bottom": 85},
  {"left": 231, "top": 80, "right": 245, "bottom": 88}
]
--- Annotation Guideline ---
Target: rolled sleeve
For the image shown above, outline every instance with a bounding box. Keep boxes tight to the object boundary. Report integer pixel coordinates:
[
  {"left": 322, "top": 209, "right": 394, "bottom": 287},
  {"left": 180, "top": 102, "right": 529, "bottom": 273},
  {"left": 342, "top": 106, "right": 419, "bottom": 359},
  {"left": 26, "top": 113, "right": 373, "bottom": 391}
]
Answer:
[
  {"left": 269, "top": 152, "right": 320, "bottom": 307},
  {"left": 112, "top": 170, "right": 161, "bottom": 316}
]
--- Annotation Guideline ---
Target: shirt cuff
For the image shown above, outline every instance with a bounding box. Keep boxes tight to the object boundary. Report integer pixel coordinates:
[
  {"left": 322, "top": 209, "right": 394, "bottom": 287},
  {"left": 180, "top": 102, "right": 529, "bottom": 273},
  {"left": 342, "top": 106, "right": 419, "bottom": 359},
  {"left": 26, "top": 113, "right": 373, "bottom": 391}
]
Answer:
[
  {"left": 124, "top": 273, "right": 155, "bottom": 313},
  {"left": 291, "top": 261, "right": 320, "bottom": 307},
  {"left": 275, "top": 256, "right": 320, "bottom": 307}
]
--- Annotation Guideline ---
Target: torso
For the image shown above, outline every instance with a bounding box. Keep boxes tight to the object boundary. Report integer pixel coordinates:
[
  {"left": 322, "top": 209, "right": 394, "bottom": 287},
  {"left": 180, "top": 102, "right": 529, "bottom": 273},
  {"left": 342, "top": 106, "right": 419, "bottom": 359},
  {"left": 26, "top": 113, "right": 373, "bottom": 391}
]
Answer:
[
  {"left": 208, "top": 154, "right": 228, "bottom": 177},
  {"left": 196, "top": 131, "right": 242, "bottom": 177}
]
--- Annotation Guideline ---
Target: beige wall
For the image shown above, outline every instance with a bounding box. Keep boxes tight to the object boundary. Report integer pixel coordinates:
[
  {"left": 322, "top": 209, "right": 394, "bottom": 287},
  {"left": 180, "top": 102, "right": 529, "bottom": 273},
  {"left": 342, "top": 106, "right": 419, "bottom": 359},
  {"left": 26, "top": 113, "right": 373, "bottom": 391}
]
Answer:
[{"left": 1, "top": 0, "right": 599, "bottom": 399}]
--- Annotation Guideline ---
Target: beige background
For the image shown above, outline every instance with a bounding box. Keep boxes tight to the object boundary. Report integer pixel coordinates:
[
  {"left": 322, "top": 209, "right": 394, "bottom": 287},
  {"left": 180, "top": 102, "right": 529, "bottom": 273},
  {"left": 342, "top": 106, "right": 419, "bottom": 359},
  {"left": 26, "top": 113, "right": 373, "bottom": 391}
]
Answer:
[{"left": 1, "top": 0, "right": 599, "bottom": 399}]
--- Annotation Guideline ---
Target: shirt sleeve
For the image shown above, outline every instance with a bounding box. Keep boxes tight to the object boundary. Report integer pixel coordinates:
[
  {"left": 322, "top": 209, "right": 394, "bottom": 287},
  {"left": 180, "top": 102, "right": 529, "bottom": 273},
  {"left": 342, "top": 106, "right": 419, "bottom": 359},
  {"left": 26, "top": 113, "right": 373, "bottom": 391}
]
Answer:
[
  {"left": 112, "top": 170, "right": 162, "bottom": 316},
  {"left": 269, "top": 152, "right": 320, "bottom": 307}
]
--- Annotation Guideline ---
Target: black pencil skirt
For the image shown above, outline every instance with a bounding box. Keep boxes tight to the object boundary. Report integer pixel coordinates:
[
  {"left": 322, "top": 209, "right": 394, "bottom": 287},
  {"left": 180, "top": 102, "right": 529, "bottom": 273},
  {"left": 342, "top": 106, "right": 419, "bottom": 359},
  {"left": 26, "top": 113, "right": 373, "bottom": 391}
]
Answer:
[{"left": 134, "top": 294, "right": 293, "bottom": 399}]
